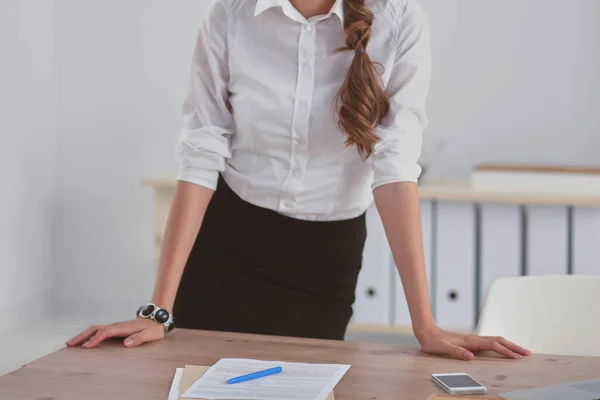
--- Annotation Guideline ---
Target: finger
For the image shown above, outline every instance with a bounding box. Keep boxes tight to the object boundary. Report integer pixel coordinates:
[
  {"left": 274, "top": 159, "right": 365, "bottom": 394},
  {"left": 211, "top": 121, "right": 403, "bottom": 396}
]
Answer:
[
  {"left": 433, "top": 341, "right": 474, "bottom": 361},
  {"left": 67, "top": 326, "right": 100, "bottom": 346},
  {"left": 124, "top": 329, "right": 162, "bottom": 348},
  {"left": 83, "top": 324, "right": 139, "bottom": 349},
  {"left": 489, "top": 337, "right": 531, "bottom": 356},
  {"left": 468, "top": 337, "right": 520, "bottom": 359},
  {"left": 82, "top": 328, "right": 111, "bottom": 349}
]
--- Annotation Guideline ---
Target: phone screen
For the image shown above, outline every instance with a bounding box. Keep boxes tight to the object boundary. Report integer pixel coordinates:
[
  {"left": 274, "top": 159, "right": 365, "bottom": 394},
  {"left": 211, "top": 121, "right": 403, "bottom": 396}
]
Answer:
[{"left": 436, "top": 374, "right": 482, "bottom": 388}]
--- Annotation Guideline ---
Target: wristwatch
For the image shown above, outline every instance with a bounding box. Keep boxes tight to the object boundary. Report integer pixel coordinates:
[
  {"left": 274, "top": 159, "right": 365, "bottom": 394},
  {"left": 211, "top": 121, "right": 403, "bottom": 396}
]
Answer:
[{"left": 136, "top": 303, "right": 175, "bottom": 333}]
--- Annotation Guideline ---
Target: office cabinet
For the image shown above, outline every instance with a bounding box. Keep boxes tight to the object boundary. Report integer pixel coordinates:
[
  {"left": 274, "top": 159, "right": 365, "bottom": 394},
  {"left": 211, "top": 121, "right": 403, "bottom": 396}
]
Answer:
[
  {"left": 434, "top": 202, "right": 476, "bottom": 331},
  {"left": 573, "top": 208, "right": 600, "bottom": 275},
  {"left": 352, "top": 204, "right": 393, "bottom": 326},
  {"left": 526, "top": 206, "right": 568, "bottom": 275},
  {"left": 394, "top": 201, "right": 434, "bottom": 327},
  {"left": 480, "top": 204, "right": 521, "bottom": 309}
]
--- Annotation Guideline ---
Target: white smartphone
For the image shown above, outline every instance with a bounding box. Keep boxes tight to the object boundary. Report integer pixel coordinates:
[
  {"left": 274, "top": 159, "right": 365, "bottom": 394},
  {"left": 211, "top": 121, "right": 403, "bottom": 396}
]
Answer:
[{"left": 431, "top": 373, "right": 488, "bottom": 395}]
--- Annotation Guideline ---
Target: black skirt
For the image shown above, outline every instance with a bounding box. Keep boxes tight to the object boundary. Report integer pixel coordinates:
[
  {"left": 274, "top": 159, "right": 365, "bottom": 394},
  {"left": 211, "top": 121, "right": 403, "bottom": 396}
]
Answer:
[{"left": 173, "top": 176, "right": 367, "bottom": 340}]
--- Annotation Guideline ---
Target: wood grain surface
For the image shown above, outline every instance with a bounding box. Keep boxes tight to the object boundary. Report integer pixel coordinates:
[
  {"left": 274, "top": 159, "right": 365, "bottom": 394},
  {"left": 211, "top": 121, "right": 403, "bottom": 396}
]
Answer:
[
  {"left": 475, "top": 164, "right": 600, "bottom": 174},
  {"left": 1, "top": 329, "right": 600, "bottom": 399}
]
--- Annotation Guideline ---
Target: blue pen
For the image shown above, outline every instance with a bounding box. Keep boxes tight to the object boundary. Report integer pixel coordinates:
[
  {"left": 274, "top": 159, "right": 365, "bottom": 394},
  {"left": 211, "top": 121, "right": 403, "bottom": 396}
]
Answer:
[{"left": 226, "top": 366, "right": 283, "bottom": 384}]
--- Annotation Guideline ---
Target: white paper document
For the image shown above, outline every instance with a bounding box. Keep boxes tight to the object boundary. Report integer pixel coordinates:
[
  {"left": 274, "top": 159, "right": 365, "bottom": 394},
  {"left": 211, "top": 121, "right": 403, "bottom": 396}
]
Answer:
[
  {"left": 180, "top": 358, "right": 350, "bottom": 400},
  {"left": 168, "top": 368, "right": 184, "bottom": 400}
]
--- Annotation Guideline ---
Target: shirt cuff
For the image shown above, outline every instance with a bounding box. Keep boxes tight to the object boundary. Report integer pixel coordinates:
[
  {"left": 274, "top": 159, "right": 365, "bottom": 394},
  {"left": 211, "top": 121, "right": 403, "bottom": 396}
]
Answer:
[
  {"left": 371, "top": 124, "right": 423, "bottom": 190},
  {"left": 372, "top": 163, "right": 422, "bottom": 190},
  {"left": 372, "top": 171, "right": 421, "bottom": 191},
  {"left": 177, "top": 166, "right": 219, "bottom": 191}
]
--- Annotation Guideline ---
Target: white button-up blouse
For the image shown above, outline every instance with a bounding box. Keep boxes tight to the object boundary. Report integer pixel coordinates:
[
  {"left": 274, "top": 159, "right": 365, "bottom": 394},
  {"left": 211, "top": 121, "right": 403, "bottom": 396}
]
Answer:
[{"left": 176, "top": 0, "right": 431, "bottom": 221}]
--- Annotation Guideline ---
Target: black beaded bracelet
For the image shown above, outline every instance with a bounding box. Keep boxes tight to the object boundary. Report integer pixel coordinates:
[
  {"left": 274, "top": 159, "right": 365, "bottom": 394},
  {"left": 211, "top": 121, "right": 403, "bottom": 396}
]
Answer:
[{"left": 137, "top": 303, "right": 175, "bottom": 332}]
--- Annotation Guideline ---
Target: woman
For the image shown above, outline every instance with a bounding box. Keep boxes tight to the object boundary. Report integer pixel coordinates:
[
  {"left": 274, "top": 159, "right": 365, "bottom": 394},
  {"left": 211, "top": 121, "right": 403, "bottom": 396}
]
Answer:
[{"left": 68, "top": 0, "right": 530, "bottom": 361}]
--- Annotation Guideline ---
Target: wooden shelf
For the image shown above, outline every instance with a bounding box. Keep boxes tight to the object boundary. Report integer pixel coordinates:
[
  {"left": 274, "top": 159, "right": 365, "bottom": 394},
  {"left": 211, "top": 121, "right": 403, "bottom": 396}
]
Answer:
[
  {"left": 418, "top": 180, "right": 600, "bottom": 207},
  {"left": 142, "top": 174, "right": 178, "bottom": 190},
  {"left": 143, "top": 175, "right": 600, "bottom": 207}
]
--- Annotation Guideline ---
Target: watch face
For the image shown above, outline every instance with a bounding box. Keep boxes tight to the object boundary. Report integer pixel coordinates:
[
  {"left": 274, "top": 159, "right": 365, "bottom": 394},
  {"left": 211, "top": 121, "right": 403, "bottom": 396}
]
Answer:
[
  {"left": 141, "top": 304, "right": 156, "bottom": 317},
  {"left": 154, "top": 308, "right": 170, "bottom": 324}
]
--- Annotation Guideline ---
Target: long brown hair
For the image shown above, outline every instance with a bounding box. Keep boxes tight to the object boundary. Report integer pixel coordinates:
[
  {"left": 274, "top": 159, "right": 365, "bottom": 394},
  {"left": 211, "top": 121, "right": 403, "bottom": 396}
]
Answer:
[{"left": 335, "top": 0, "right": 389, "bottom": 158}]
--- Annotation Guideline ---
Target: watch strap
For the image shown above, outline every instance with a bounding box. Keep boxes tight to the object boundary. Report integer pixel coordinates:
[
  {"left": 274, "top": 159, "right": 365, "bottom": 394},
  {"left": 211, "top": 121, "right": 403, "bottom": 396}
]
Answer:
[{"left": 137, "top": 303, "right": 174, "bottom": 333}]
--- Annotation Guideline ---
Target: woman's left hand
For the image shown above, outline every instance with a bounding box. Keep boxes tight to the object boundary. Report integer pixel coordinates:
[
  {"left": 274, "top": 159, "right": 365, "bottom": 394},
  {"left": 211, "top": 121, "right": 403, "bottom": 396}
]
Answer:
[{"left": 416, "top": 326, "right": 531, "bottom": 361}]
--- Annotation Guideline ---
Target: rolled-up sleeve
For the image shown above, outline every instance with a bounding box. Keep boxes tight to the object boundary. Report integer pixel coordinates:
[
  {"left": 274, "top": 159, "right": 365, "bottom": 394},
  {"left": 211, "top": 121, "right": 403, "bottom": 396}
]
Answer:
[
  {"left": 176, "top": 0, "right": 233, "bottom": 191},
  {"left": 372, "top": 0, "right": 432, "bottom": 190}
]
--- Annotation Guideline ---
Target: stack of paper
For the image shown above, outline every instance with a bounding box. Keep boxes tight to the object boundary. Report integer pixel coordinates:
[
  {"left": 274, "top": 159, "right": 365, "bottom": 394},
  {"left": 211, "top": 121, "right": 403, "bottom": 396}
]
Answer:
[
  {"left": 168, "top": 359, "right": 349, "bottom": 400},
  {"left": 168, "top": 368, "right": 185, "bottom": 400}
]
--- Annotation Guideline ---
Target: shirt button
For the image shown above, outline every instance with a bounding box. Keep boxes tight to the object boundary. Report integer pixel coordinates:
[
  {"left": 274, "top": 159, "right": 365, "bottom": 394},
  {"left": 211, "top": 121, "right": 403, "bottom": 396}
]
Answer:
[
  {"left": 301, "top": 64, "right": 309, "bottom": 73},
  {"left": 282, "top": 201, "right": 294, "bottom": 209},
  {"left": 299, "top": 101, "right": 308, "bottom": 110},
  {"left": 305, "top": 25, "right": 314, "bottom": 32},
  {"left": 292, "top": 136, "right": 302, "bottom": 145}
]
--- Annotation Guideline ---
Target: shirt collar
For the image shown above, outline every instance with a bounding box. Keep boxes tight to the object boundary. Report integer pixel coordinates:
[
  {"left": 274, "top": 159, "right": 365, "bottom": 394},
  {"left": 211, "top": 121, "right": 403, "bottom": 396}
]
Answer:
[
  {"left": 329, "top": 0, "right": 345, "bottom": 27},
  {"left": 254, "top": 0, "right": 282, "bottom": 17},
  {"left": 254, "top": 0, "right": 345, "bottom": 28}
]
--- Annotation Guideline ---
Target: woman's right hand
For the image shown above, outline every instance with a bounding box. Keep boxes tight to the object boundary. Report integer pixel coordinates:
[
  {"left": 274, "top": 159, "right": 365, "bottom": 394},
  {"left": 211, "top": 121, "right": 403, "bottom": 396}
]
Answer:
[{"left": 66, "top": 318, "right": 165, "bottom": 349}]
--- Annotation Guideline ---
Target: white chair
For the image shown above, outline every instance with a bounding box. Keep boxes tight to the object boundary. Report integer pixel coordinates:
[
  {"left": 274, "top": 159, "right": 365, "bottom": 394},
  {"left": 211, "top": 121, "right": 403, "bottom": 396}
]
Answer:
[{"left": 477, "top": 275, "right": 600, "bottom": 356}]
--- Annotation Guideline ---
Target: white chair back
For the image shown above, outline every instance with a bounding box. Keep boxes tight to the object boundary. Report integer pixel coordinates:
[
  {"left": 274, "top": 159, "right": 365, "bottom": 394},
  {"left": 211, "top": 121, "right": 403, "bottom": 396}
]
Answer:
[{"left": 477, "top": 275, "right": 600, "bottom": 356}]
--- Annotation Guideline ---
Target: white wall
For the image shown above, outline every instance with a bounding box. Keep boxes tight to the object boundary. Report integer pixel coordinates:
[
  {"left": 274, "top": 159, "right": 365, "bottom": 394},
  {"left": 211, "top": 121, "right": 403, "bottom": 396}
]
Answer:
[
  {"left": 54, "top": 0, "right": 210, "bottom": 309},
  {"left": 51, "top": 0, "right": 600, "bottom": 310},
  {"left": 0, "top": 0, "right": 58, "bottom": 333},
  {"left": 419, "top": 0, "right": 600, "bottom": 178}
]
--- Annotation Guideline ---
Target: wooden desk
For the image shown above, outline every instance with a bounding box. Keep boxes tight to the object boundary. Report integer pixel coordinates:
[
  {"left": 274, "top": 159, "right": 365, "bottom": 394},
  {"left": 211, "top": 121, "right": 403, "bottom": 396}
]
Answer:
[{"left": 2, "top": 330, "right": 600, "bottom": 399}]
